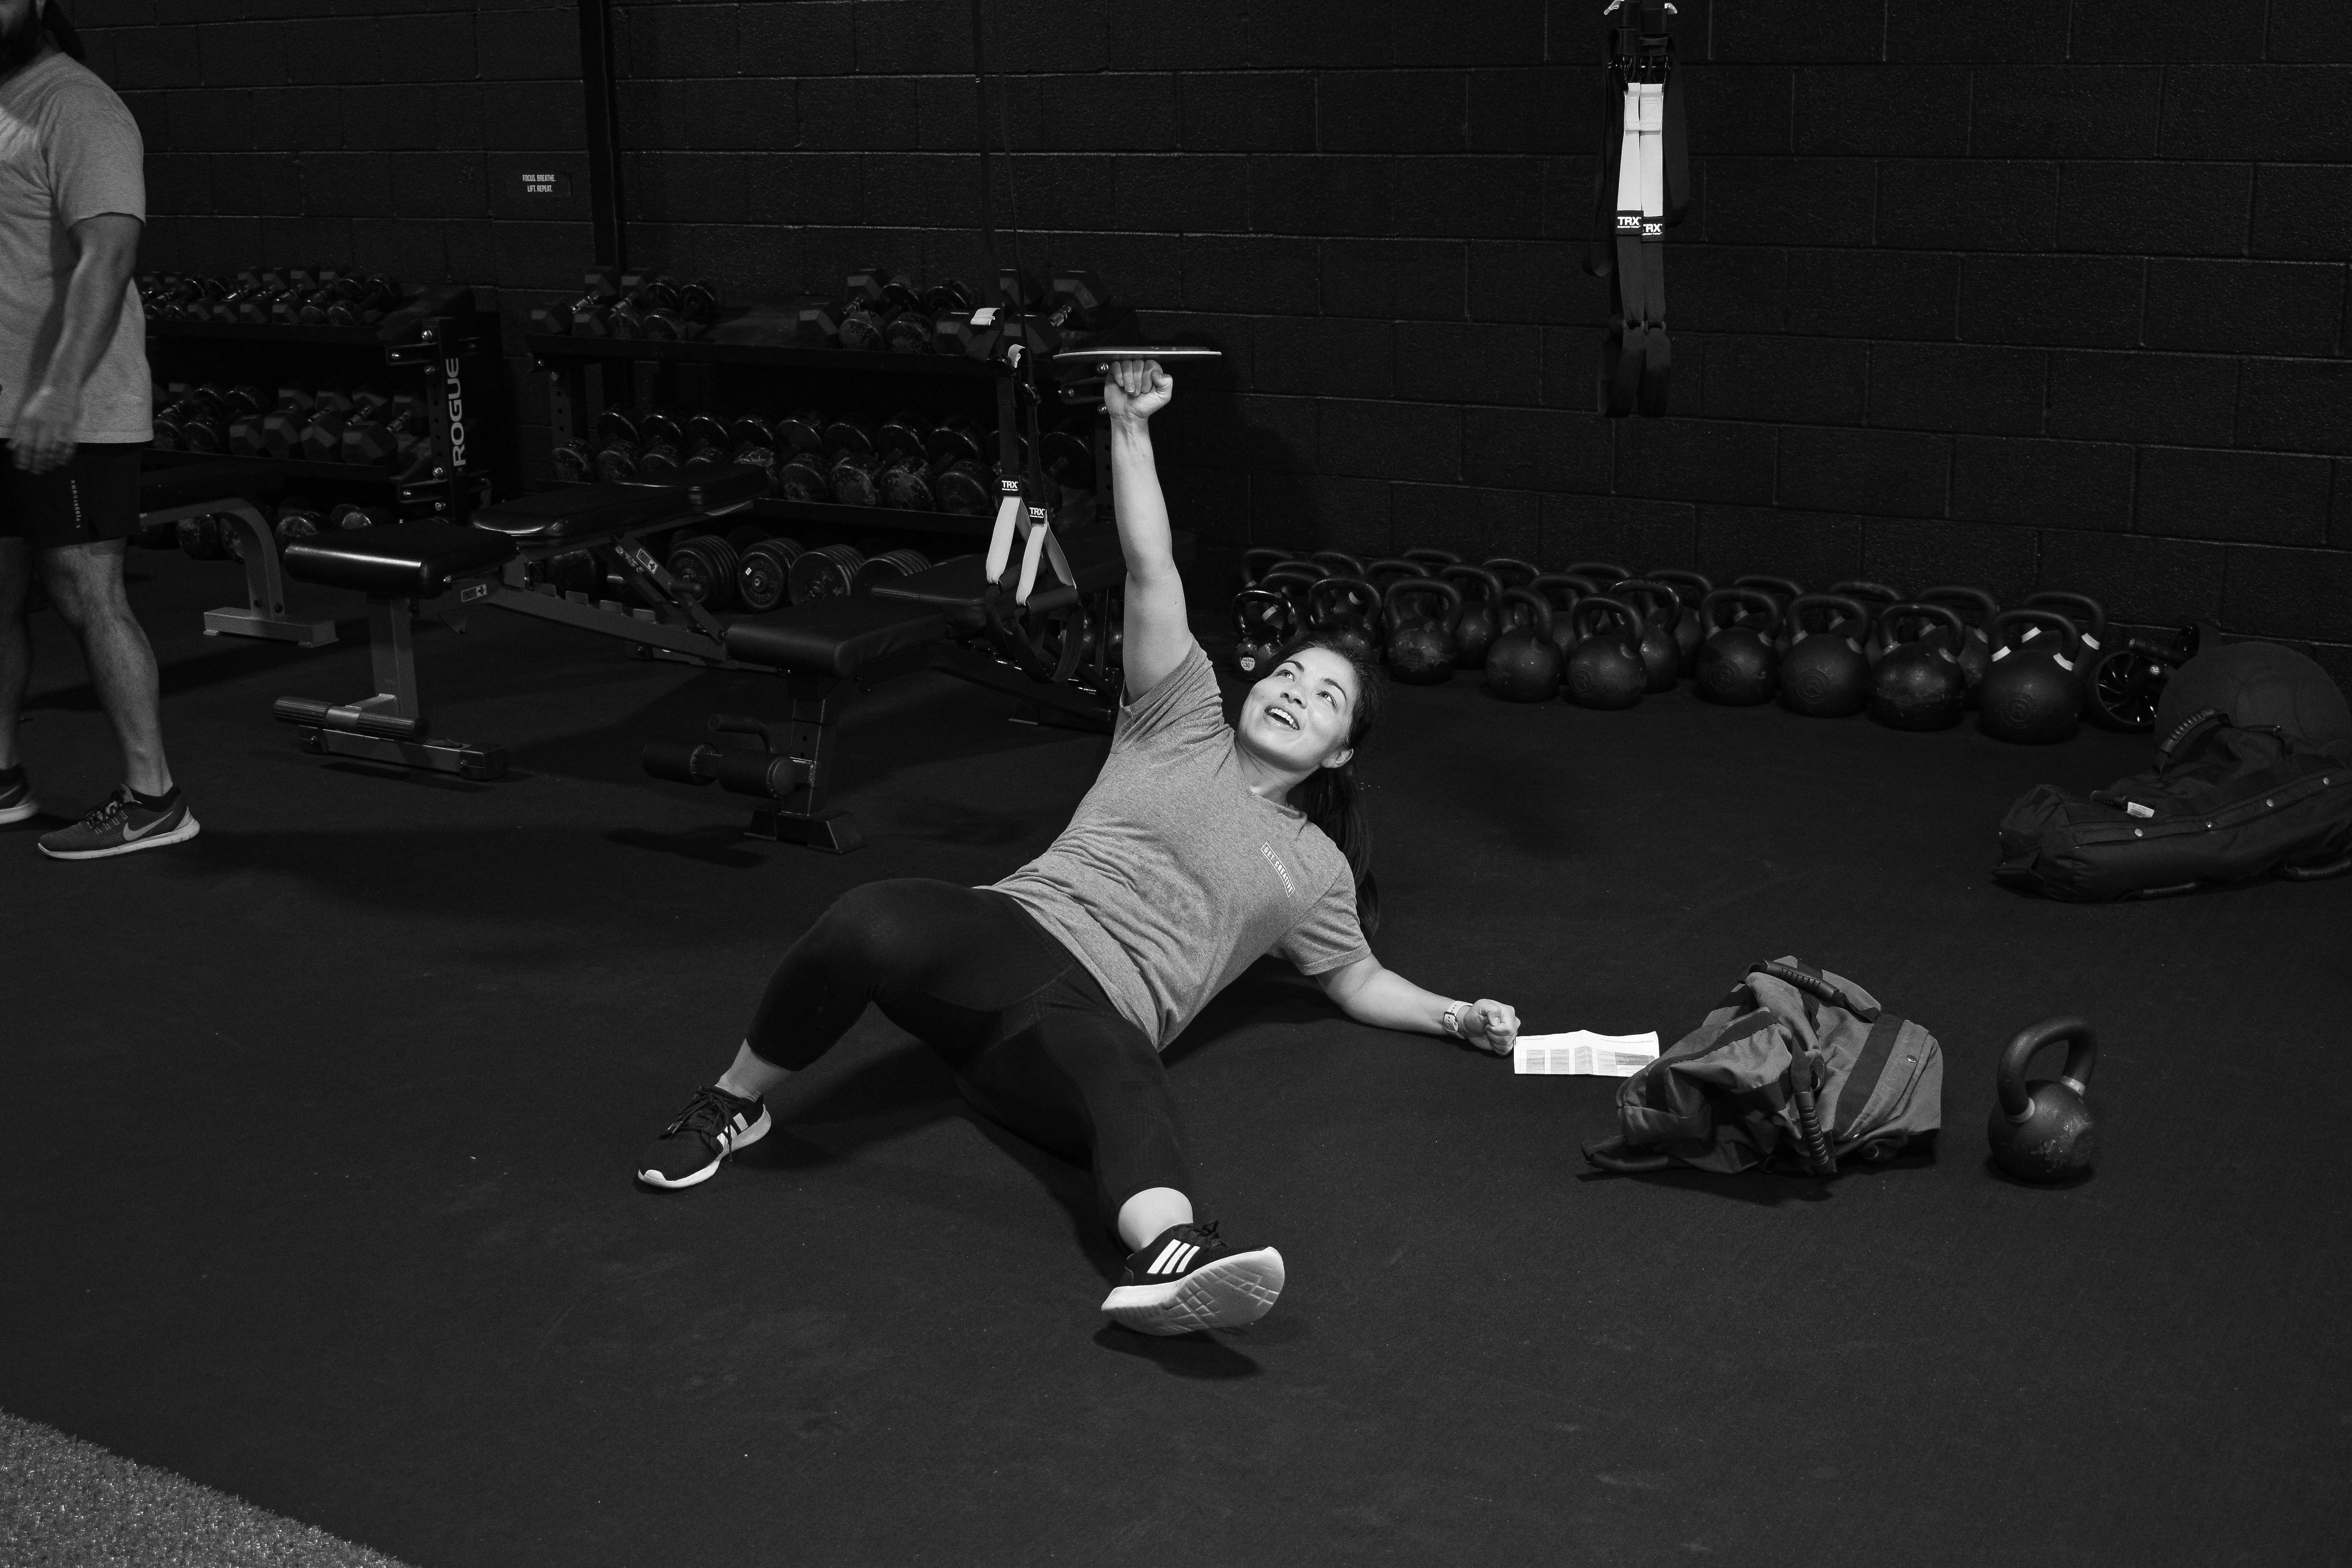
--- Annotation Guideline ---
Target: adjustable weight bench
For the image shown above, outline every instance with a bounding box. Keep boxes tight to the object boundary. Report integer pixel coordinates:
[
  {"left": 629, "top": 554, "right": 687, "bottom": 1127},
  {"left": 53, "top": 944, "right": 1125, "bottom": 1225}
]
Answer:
[
  {"left": 138, "top": 458, "right": 336, "bottom": 647},
  {"left": 271, "top": 462, "right": 1177, "bottom": 850},
  {"left": 686, "top": 527, "right": 1162, "bottom": 851}
]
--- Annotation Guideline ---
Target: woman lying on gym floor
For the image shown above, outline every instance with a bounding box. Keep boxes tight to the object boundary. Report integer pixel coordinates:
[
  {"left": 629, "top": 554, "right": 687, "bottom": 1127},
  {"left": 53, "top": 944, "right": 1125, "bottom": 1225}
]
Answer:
[{"left": 636, "top": 357, "right": 1522, "bottom": 1336}]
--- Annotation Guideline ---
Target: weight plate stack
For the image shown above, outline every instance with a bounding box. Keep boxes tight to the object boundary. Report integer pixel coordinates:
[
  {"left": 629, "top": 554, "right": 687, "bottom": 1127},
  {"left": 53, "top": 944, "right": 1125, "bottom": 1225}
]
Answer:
[
  {"left": 665, "top": 534, "right": 742, "bottom": 610},
  {"left": 853, "top": 548, "right": 931, "bottom": 593},
  {"left": 738, "top": 536, "right": 805, "bottom": 613},
  {"left": 789, "top": 543, "right": 864, "bottom": 605}
]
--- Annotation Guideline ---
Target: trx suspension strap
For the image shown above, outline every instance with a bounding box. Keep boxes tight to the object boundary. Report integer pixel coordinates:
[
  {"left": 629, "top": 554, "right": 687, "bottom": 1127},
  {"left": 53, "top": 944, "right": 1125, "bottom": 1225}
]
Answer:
[{"left": 1585, "top": 0, "right": 1688, "bottom": 418}]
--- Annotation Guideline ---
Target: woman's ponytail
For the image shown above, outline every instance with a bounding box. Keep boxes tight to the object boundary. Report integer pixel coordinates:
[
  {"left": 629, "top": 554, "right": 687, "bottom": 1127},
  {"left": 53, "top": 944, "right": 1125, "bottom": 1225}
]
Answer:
[{"left": 1285, "top": 635, "right": 1388, "bottom": 938}]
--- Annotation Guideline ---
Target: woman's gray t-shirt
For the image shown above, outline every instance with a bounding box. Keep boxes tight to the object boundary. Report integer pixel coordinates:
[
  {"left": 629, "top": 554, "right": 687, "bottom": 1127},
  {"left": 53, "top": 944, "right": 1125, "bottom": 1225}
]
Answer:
[{"left": 993, "top": 643, "right": 1372, "bottom": 1049}]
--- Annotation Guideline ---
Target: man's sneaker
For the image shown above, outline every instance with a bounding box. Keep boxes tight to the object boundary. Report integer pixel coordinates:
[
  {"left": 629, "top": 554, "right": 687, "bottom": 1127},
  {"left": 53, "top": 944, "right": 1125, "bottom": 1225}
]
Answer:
[
  {"left": 0, "top": 773, "right": 36, "bottom": 826},
  {"left": 36, "top": 788, "right": 199, "bottom": 860},
  {"left": 1100, "top": 1221, "right": 1284, "bottom": 1336},
  {"left": 636, "top": 1084, "right": 771, "bottom": 1190}
]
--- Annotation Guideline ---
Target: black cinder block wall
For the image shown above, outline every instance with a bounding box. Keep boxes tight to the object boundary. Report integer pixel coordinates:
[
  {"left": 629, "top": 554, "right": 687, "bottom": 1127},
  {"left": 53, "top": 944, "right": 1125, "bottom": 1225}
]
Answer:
[{"left": 76, "top": 0, "right": 2352, "bottom": 671}]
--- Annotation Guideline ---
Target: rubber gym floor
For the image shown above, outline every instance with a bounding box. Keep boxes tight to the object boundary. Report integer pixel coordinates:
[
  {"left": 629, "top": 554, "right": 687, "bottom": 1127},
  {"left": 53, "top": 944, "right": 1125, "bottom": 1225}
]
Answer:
[{"left": 3, "top": 548, "right": 2345, "bottom": 1568}]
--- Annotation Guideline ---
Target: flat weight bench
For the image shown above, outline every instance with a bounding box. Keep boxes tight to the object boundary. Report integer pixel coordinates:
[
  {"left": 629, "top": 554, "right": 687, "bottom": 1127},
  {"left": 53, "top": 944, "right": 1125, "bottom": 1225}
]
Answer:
[
  {"left": 273, "top": 519, "right": 524, "bottom": 778},
  {"left": 138, "top": 459, "right": 336, "bottom": 648},
  {"left": 656, "top": 527, "right": 1180, "bottom": 853}
]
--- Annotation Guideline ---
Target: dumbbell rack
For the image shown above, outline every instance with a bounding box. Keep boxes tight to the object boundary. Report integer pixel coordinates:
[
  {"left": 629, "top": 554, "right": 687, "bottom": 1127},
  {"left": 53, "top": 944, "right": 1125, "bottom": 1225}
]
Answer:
[
  {"left": 145, "top": 309, "right": 501, "bottom": 523},
  {"left": 525, "top": 315, "right": 1118, "bottom": 551}
]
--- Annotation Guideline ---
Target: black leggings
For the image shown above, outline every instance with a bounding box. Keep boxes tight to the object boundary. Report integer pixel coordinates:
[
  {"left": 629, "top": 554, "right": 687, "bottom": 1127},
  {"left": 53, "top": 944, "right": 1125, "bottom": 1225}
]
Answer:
[{"left": 745, "top": 879, "right": 1190, "bottom": 1230}]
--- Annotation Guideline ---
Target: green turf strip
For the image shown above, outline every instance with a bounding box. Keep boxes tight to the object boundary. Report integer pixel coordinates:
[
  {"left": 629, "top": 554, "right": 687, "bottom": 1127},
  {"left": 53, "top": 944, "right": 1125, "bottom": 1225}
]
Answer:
[{"left": 0, "top": 1411, "right": 412, "bottom": 1568}]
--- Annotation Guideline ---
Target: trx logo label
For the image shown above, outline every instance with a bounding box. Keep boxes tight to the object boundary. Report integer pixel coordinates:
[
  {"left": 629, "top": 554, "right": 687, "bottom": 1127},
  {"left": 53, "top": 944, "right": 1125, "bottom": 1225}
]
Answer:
[
  {"left": 1642, "top": 219, "right": 1664, "bottom": 238},
  {"left": 1615, "top": 212, "right": 1641, "bottom": 232},
  {"left": 441, "top": 358, "right": 467, "bottom": 470},
  {"left": 1259, "top": 843, "right": 1299, "bottom": 899}
]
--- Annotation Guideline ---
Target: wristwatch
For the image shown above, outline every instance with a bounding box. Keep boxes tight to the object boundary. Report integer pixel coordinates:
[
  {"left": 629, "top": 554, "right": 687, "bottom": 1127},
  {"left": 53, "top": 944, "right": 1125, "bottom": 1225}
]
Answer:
[{"left": 1441, "top": 1002, "right": 1470, "bottom": 1039}]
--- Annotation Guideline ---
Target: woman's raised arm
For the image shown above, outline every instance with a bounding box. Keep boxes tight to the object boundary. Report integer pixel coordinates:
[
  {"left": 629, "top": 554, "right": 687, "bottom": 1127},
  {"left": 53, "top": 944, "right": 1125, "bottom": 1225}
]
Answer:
[{"left": 1102, "top": 359, "right": 1195, "bottom": 697}]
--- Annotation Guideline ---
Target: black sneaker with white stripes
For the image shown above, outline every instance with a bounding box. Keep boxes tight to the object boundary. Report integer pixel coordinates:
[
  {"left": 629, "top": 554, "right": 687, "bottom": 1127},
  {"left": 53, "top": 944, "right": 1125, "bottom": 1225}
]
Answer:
[
  {"left": 1100, "top": 1221, "right": 1284, "bottom": 1336},
  {"left": 635, "top": 1084, "right": 771, "bottom": 1190}
]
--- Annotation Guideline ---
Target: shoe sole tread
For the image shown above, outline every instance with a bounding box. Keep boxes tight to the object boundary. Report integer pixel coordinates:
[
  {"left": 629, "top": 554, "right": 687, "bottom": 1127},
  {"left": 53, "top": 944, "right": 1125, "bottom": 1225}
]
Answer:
[{"left": 1103, "top": 1247, "right": 1284, "bottom": 1336}]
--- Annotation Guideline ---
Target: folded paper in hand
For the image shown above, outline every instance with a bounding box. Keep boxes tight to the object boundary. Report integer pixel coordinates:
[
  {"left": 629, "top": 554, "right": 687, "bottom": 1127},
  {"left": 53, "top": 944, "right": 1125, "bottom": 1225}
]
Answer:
[{"left": 1513, "top": 1031, "right": 1661, "bottom": 1077}]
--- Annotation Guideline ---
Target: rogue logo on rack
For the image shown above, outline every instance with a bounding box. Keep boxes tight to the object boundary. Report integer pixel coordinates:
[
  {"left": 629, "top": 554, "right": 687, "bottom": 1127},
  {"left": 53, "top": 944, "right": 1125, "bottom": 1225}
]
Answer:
[{"left": 443, "top": 358, "right": 467, "bottom": 469}]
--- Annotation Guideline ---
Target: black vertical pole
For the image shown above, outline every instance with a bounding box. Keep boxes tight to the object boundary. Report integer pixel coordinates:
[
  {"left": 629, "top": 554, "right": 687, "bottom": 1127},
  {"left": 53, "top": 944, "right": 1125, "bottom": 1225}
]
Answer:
[
  {"left": 579, "top": 0, "right": 627, "bottom": 271},
  {"left": 969, "top": 0, "right": 1000, "bottom": 292}
]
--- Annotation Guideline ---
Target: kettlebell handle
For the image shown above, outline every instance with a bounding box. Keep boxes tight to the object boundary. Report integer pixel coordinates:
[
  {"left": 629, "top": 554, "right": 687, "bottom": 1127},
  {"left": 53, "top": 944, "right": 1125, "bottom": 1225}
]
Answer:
[
  {"left": 1996, "top": 1016, "right": 2097, "bottom": 1122},
  {"left": 1609, "top": 577, "right": 1684, "bottom": 628},
  {"left": 1527, "top": 573, "right": 1587, "bottom": 616},
  {"left": 1232, "top": 587, "right": 1291, "bottom": 635},
  {"left": 1383, "top": 575, "right": 1461, "bottom": 629},
  {"left": 1572, "top": 593, "right": 1643, "bottom": 652},
  {"left": 1789, "top": 592, "right": 1869, "bottom": 643},
  {"left": 1440, "top": 563, "right": 1505, "bottom": 603},
  {"left": 1882, "top": 601, "right": 1966, "bottom": 651},
  {"left": 1310, "top": 573, "right": 1381, "bottom": 626},
  {"left": 1646, "top": 568, "right": 1714, "bottom": 609},
  {"left": 1989, "top": 608, "right": 2082, "bottom": 665},
  {"left": 1498, "top": 585, "right": 1555, "bottom": 638},
  {"left": 1700, "top": 587, "right": 1782, "bottom": 638}
]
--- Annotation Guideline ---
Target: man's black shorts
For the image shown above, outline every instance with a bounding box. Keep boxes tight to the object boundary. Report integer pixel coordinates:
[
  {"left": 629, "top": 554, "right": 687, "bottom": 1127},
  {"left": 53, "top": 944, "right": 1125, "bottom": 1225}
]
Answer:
[{"left": 0, "top": 441, "right": 145, "bottom": 550}]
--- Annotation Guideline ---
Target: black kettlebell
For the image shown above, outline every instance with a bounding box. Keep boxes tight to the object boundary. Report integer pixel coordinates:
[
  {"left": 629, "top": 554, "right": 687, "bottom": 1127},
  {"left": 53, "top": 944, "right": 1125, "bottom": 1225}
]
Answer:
[
  {"left": 1566, "top": 559, "right": 1633, "bottom": 586},
  {"left": 1258, "top": 559, "right": 1327, "bottom": 623},
  {"left": 1562, "top": 597, "right": 1648, "bottom": 710},
  {"left": 1383, "top": 577, "right": 1461, "bottom": 686},
  {"left": 1310, "top": 549, "right": 1367, "bottom": 578},
  {"left": 1484, "top": 588, "right": 1563, "bottom": 702},
  {"left": 1830, "top": 580, "right": 1904, "bottom": 666},
  {"left": 1733, "top": 575, "right": 1805, "bottom": 650},
  {"left": 1693, "top": 588, "right": 1782, "bottom": 705},
  {"left": 1231, "top": 588, "right": 1294, "bottom": 679},
  {"left": 1441, "top": 564, "right": 1505, "bottom": 670},
  {"left": 1528, "top": 574, "right": 1587, "bottom": 663},
  {"left": 1401, "top": 546, "right": 1459, "bottom": 575},
  {"left": 1777, "top": 593, "right": 1871, "bottom": 718},
  {"left": 1919, "top": 584, "right": 2000, "bottom": 705},
  {"left": 1648, "top": 568, "right": 1713, "bottom": 675},
  {"left": 1309, "top": 575, "right": 1384, "bottom": 663},
  {"left": 1977, "top": 608, "right": 2083, "bottom": 744},
  {"left": 1988, "top": 1017, "right": 2098, "bottom": 1184},
  {"left": 1608, "top": 578, "right": 1684, "bottom": 693},
  {"left": 2025, "top": 591, "right": 2109, "bottom": 716},
  {"left": 1869, "top": 602, "right": 1969, "bottom": 731}
]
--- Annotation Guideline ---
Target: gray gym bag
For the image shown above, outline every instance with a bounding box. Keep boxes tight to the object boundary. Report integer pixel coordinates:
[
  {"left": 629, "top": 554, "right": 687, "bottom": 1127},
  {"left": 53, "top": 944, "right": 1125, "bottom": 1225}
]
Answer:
[{"left": 1583, "top": 958, "right": 1944, "bottom": 1176}]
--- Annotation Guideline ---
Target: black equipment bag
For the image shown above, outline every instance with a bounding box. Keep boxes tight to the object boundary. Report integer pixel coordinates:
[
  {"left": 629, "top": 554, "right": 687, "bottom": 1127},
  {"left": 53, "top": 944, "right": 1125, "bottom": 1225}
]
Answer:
[{"left": 1994, "top": 709, "right": 2352, "bottom": 901}]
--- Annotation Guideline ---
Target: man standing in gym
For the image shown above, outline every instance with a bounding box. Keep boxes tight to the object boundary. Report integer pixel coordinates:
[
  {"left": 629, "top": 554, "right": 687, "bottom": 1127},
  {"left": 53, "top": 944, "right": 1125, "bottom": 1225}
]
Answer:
[{"left": 0, "top": 0, "right": 194, "bottom": 858}]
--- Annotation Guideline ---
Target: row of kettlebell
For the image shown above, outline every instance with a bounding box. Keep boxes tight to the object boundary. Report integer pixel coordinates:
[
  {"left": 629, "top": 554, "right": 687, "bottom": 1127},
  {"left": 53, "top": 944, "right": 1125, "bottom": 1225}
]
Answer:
[{"left": 1232, "top": 550, "right": 2149, "bottom": 742}]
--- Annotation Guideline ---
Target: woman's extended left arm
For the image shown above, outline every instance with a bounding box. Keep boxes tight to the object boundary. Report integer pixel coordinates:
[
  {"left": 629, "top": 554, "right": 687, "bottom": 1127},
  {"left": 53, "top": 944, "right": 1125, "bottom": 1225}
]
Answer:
[{"left": 1316, "top": 955, "right": 1520, "bottom": 1055}]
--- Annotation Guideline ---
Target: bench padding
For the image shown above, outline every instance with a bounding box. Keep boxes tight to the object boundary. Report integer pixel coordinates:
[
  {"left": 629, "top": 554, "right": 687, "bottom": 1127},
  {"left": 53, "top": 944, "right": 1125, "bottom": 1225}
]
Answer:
[
  {"left": 281, "top": 520, "right": 519, "bottom": 598},
  {"left": 724, "top": 597, "right": 949, "bottom": 677},
  {"left": 139, "top": 458, "right": 286, "bottom": 511}
]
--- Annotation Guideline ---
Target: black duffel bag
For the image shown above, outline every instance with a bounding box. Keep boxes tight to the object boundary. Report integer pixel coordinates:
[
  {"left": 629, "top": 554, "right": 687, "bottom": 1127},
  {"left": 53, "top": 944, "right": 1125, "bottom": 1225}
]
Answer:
[{"left": 1994, "top": 709, "right": 2352, "bottom": 900}]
